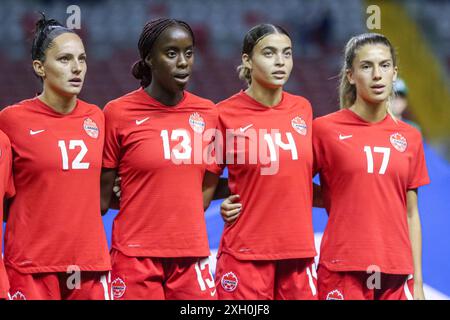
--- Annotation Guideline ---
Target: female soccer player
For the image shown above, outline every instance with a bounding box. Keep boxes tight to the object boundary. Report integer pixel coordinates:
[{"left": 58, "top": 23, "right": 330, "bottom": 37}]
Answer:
[
  {"left": 101, "top": 18, "right": 217, "bottom": 300},
  {"left": 0, "top": 16, "right": 111, "bottom": 300},
  {"left": 0, "top": 133, "right": 15, "bottom": 300},
  {"left": 204, "top": 24, "right": 317, "bottom": 300},
  {"left": 313, "top": 33, "right": 428, "bottom": 300}
]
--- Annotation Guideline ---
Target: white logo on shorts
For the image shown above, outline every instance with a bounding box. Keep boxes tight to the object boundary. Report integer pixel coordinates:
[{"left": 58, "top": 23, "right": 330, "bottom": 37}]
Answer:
[
  {"left": 326, "top": 289, "right": 344, "bottom": 300},
  {"left": 10, "top": 291, "right": 26, "bottom": 300}
]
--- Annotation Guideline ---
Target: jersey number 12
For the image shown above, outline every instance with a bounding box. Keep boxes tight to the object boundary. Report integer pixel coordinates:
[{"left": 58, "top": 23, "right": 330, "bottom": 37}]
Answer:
[{"left": 58, "top": 140, "right": 90, "bottom": 170}]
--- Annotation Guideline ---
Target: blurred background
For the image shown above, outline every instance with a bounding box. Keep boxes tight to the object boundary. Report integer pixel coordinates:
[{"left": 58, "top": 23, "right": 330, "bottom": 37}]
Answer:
[{"left": 0, "top": 0, "right": 449, "bottom": 299}]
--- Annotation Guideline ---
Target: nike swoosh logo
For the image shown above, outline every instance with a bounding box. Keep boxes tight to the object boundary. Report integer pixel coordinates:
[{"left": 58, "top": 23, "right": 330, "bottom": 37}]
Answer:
[
  {"left": 339, "top": 134, "right": 353, "bottom": 140},
  {"left": 210, "top": 289, "right": 217, "bottom": 296},
  {"left": 30, "top": 129, "right": 45, "bottom": 135},
  {"left": 239, "top": 124, "right": 253, "bottom": 132},
  {"left": 136, "top": 117, "right": 149, "bottom": 125}
]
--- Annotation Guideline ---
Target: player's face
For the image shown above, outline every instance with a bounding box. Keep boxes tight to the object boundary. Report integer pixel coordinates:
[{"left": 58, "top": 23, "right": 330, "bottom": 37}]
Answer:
[
  {"left": 146, "top": 25, "right": 194, "bottom": 92},
  {"left": 38, "top": 33, "right": 87, "bottom": 97},
  {"left": 347, "top": 43, "right": 398, "bottom": 106},
  {"left": 245, "top": 33, "right": 293, "bottom": 89}
]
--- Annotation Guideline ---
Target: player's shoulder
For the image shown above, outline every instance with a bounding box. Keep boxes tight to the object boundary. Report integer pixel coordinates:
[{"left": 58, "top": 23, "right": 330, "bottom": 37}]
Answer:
[
  {"left": 215, "top": 91, "right": 245, "bottom": 112},
  {"left": 394, "top": 117, "right": 423, "bottom": 141},
  {"left": 103, "top": 88, "right": 142, "bottom": 113},
  {"left": 184, "top": 91, "right": 216, "bottom": 111},
  {"left": 0, "top": 129, "right": 11, "bottom": 146},
  {"left": 77, "top": 99, "right": 102, "bottom": 114},
  {"left": 313, "top": 109, "right": 345, "bottom": 127},
  {"left": 283, "top": 91, "right": 312, "bottom": 108},
  {"left": 0, "top": 98, "right": 35, "bottom": 118}
]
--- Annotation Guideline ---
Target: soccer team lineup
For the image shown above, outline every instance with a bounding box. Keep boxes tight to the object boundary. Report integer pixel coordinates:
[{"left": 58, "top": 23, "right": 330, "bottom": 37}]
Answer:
[{"left": 0, "top": 6, "right": 431, "bottom": 301}]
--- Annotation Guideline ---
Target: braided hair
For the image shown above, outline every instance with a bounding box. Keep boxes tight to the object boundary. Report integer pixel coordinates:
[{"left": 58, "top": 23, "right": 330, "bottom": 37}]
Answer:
[
  {"left": 31, "top": 12, "right": 75, "bottom": 62},
  {"left": 131, "top": 18, "right": 195, "bottom": 88}
]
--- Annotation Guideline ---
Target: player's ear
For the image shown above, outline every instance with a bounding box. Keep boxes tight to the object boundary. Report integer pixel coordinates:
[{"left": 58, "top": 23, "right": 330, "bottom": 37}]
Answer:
[
  {"left": 242, "top": 54, "right": 251, "bottom": 70},
  {"left": 392, "top": 65, "right": 398, "bottom": 83},
  {"left": 346, "top": 68, "right": 355, "bottom": 85},
  {"left": 32, "top": 60, "right": 45, "bottom": 78},
  {"left": 144, "top": 54, "right": 152, "bottom": 68}
]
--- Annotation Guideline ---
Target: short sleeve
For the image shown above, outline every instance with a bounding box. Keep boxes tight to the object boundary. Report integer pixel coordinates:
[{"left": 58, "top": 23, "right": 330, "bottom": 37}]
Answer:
[
  {"left": 312, "top": 119, "right": 324, "bottom": 176},
  {"left": 102, "top": 102, "right": 121, "bottom": 169},
  {"left": 0, "top": 132, "right": 15, "bottom": 198},
  {"left": 205, "top": 130, "right": 225, "bottom": 176},
  {"left": 407, "top": 135, "right": 430, "bottom": 189},
  {"left": 5, "top": 142, "right": 15, "bottom": 198}
]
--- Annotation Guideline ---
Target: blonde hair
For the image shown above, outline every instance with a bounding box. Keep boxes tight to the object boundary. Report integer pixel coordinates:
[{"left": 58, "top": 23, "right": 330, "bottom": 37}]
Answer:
[{"left": 339, "top": 33, "right": 398, "bottom": 119}]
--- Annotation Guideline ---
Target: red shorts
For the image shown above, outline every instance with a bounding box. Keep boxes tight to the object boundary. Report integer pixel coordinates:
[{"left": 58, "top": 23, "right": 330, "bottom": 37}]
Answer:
[
  {"left": 215, "top": 253, "right": 318, "bottom": 300},
  {"left": 317, "top": 265, "right": 414, "bottom": 300},
  {"left": 6, "top": 267, "right": 112, "bottom": 300},
  {"left": 0, "top": 262, "right": 9, "bottom": 300},
  {"left": 110, "top": 249, "right": 217, "bottom": 300}
]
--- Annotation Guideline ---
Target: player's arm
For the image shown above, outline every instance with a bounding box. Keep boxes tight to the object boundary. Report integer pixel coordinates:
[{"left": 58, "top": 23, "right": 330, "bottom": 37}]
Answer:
[
  {"left": 101, "top": 168, "right": 118, "bottom": 215},
  {"left": 3, "top": 198, "right": 10, "bottom": 222},
  {"left": 406, "top": 188, "right": 425, "bottom": 300},
  {"left": 313, "top": 182, "right": 324, "bottom": 208}
]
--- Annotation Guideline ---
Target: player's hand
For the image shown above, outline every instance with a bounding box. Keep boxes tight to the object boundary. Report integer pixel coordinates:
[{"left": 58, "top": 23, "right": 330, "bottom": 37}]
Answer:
[
  {"left": 220, "top": 195, "right": 242, "bottom": 224},
  {"left": 414, "top": 281, "right": 425, "bottom": 300},
  {"left": 112, "top": 176, "right": 122, "bottom": 200}
]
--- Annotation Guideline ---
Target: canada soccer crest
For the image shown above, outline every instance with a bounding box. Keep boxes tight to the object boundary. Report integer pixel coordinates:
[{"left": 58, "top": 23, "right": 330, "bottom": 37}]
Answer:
[
  {"left": 326, "top": 289, "right": 344, "bottom": 300},
  {"left": 10, "top": 291, "right": 26, "bottom": 300},
  {"left": 112, "top": 277, "right": 126, "bottom": 299},
  {"left": 390, "top": 132, "right": 407, "bottom": 152},
  {"left": 83, "top": 118, "right": 99, "bottom": 139},
  {"left": 221, "top": 272, "right": 238, "bottom": 292},
  {"left": 189, "top": 112, "right": 205, "bottom": 134},
  {"left": 291, "top": 116, "right": 307, "bottom": 136}
]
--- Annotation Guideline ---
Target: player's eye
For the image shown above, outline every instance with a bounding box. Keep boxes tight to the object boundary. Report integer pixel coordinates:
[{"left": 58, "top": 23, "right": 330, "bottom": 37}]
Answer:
[
  {"left": 59, "top": 56, "right": 70, "bottom": 63},
  {"left": 284, "top": 50, "right": 292, "bottom": 58},
  {"left": 185, "top": 50, "right": 193, "bottom": 59},
  {"left": 167, "top": 50, "right": 177, "bottom": 58},
  {"left": 263, "top": 50, "right": 273, "bottom": 57}
]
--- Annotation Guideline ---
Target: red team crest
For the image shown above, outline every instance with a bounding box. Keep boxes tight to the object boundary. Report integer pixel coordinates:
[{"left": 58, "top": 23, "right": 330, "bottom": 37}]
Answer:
[
  {"left": 326, "top": 289, "right": 344, "bottom": 300},
  {"left": 112, "top": 277, "right": 126, "bottom": 299},
  {"left": 291, "top": 116, "right": 307, "bottom": 136},
  {"left": 189, "top": 112, "right": 205, "bottom": 134},
  {"left": 10, "top": 291, "right": 26, "bottom": 300},
  {"left": 390, "top": 132, "right": 407, "bottom": 152},
  {"left": 221, "top": 272, "right": 238, "bottom": 292},
  {"left": 83, "top": 118, "right": 99, "bottom": 139}
]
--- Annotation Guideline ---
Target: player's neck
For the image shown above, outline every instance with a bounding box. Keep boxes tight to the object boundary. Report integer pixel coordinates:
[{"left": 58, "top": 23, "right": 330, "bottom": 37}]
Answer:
[
  {"left": 38, "top": 89, "right": 77, "bottom": 114},
  {"left": 246, "top": 82, "right": 282, "bottom": 108},
  {"left": 350, "top": 96, "right": 388, "bottom": 123},
  {"left": 145, "top": 83, "right": 184, "bottom": 107}
]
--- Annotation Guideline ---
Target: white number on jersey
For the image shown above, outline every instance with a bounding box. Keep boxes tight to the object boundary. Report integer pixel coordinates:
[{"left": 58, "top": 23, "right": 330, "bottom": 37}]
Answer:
[
  {"left": 264, "top": 132, "right": 298, "bottom": 161},
  {"left": 194, "top": 258, "right": 216, "bottom": 295},
  {"left": 58, "top": 140, "right": 90, "bottom": 170},
  {"left": 160, "top": 129, "right": 192, "bottom": 160},
  {"left": 363, "top": 146, "right": 391, "bottom": 174}
]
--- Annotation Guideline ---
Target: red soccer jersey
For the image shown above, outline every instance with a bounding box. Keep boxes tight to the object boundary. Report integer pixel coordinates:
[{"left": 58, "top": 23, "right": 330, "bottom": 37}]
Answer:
[
  {"left": 0, "top": 98, "right": 111, "bottom": 273},
  {"left": 0, "top": 130, "right": 15, "bottom": 298},
  {"left": 208, "top": 90, "right": 317, "bottom": 260},
  {"left": 103, "top": 88, "right": 218, "bottom": 258},
  {"left": 313, "top": 109, "right": 430, "bottom": 274}
]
